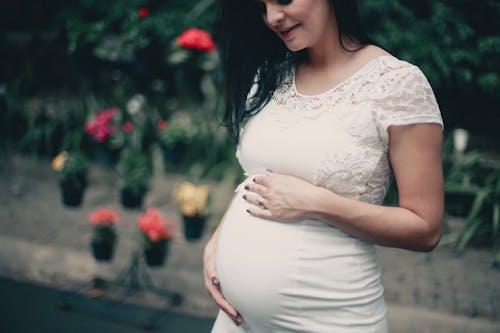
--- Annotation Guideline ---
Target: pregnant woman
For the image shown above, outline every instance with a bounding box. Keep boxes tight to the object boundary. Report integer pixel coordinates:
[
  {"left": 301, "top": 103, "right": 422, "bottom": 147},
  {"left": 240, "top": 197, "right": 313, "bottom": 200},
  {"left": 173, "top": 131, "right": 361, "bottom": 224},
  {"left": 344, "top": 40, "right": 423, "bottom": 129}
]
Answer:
[{"left": 204, "top": 0, "right": 444, "bottom": 332}]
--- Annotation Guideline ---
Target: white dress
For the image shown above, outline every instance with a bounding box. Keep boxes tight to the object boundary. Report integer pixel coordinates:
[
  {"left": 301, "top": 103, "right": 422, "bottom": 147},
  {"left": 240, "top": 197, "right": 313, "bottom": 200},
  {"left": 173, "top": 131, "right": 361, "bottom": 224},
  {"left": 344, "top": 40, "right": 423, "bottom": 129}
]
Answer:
[{"left": 211, "top": 55, "right": 443, "bottom": 333}]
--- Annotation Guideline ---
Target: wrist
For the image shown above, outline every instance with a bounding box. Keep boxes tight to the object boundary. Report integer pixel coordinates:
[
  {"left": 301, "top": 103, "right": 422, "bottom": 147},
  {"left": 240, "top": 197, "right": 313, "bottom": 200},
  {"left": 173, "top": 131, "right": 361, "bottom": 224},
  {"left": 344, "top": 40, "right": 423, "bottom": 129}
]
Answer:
[{"left": 302, "top": 185, "right": 333, "bottom": 220}]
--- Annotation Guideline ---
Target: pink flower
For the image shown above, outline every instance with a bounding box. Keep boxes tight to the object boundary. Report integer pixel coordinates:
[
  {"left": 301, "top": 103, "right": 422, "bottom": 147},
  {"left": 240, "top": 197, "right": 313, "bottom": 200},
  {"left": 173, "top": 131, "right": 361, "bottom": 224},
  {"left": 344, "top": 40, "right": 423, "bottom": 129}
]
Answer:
[
  {"left": 138, "top": 7, "right": 150, "bottom": 18},
  {"left": 85, "top": 107, "right": 118, "bottom": 143},
  {"left": 176, "top": 28, "right": 215, "bottom": 52},
  {"left": 123, "top": 121, "right": 134, "bottom": 133},
  {"left": 157, "top": 119, "right": 167, "bottom": 131}
]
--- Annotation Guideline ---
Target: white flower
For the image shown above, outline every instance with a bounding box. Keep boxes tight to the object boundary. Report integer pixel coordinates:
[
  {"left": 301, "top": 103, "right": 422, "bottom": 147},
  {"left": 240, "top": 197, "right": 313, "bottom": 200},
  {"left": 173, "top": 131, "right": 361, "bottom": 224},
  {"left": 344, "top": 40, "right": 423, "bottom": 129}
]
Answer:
[{"left": 126, "top": 94, "right": 146, "bottom": 115}]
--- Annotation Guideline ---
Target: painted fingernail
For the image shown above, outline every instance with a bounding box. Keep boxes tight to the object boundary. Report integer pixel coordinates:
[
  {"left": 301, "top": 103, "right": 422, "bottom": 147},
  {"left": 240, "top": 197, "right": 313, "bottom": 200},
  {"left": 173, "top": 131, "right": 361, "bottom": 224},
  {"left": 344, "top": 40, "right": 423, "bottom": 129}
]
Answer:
[
  {"left": 252, "top": 177, "right": 256, "bottom": 182},
  {"left": 244, "top": 185, "right": 249, "bottom": 190},
  {"left": 242, "top": 194, "right": 247, "bottom": 200},
  {"left": 246, "top": 209, "right": 251, "bottom": 214},
  {"left": 211, "top": 277, "right": 219, "bottom": 285}
]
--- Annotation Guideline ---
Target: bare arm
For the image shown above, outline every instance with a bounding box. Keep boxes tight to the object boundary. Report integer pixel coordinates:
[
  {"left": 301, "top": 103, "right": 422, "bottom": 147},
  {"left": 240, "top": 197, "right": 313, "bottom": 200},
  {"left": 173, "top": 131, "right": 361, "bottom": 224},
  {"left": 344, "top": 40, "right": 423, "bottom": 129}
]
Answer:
[{"left": 245, "top": 123, "right": 444, "bottom": 252}]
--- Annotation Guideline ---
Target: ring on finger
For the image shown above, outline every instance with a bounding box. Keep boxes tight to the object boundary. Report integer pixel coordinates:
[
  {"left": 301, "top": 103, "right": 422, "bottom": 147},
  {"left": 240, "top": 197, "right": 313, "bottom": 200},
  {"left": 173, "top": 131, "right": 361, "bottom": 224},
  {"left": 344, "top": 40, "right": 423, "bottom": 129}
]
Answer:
[{"left": 258, "top": 198, "right": 266, "bottom": 209}]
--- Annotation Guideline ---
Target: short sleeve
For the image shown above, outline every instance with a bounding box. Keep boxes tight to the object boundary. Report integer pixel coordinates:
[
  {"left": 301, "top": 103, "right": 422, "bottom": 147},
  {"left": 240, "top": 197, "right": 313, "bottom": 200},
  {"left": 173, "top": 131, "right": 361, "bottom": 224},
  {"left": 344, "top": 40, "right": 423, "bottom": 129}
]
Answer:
[{"left": 373, "top": 65, "right": 443, "bottom": 145}]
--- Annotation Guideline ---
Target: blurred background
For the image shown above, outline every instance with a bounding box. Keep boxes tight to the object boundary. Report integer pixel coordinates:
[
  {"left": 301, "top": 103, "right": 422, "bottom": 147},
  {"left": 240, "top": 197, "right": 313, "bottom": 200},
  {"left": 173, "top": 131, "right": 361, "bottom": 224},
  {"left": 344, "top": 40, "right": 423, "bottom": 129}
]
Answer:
[{"left": 0, "top": 0, "right": 499, "bottom": 332}]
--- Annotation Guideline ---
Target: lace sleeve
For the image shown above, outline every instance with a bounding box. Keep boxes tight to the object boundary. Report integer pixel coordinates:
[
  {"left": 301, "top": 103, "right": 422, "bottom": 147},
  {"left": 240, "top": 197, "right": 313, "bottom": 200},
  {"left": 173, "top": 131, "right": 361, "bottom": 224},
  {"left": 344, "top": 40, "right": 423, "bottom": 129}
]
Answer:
[{"left": 373, "top": 65, "right": 443, "bottom": 145}]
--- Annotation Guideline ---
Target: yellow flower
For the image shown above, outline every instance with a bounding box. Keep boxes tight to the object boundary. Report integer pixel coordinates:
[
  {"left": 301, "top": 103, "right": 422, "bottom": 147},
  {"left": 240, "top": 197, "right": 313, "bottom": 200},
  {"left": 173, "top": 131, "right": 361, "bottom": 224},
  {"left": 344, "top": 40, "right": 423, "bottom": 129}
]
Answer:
[
  {"left": 181, "top": 202, "right": 197, "bottom": 216},
  {"left": 173, "top": 182, "right": 210, "bottom": 217},
  {"left": 52, "top": 151, "right": 68, "bottom": 171}
]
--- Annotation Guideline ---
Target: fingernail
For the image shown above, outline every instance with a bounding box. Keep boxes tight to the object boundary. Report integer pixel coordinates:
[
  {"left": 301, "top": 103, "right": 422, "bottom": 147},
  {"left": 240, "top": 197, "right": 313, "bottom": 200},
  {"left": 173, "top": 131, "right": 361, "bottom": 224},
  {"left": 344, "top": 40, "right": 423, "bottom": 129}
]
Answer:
[
  {"left": 266, "top": 168, "right": 273, "bottom": 173},
  {"left": 244, "top": 185, "right": 249, "bottom": 190},
  {"left": 252, "top": 177, "right": 256, "bottom": 182},
  {"left": 246, "top": 209, "right": 251, "bottom": 214},
  {"left": 242, "top": 194, "right": 247, "bottom": 200},
  {"left": 211, "top": 277, "right": 218, "bottom": 285}
]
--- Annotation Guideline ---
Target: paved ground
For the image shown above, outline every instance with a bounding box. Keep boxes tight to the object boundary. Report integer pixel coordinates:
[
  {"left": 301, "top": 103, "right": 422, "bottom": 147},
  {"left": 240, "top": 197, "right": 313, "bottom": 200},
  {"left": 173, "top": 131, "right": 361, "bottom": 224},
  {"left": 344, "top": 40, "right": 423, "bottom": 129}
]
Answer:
[
  {"left": 0, "top": 153, "right": 499, "bottom": 332},
  {"left": 0, "top": 276, "right": 214, "bottom": 333}
]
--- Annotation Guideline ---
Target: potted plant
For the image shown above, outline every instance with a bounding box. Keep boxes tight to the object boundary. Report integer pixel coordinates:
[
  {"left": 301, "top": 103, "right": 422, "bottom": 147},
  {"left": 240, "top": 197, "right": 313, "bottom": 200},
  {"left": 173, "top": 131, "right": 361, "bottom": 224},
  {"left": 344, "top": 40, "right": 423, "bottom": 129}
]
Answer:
[
  {"left": 88, "top": 207, "right": 119, "bottom": 262},
  {"left": 85, "top": 107, "right": 123, "bottom": 166},
  {"left": 52, "top": 150, "right": 90, "bottom": 207},
  {"left": 157, "top": 112, "right": 196, "bottom": 166},
  {"left": 168, "top": 28, "right": 216, "bottom": 102},
  {"left": 117, "top": 147, "right": 151, "bottom": 209},
  {"left": 173, "top": 181, "right": 209, "bottom": 241},
  {"left": 137, "top": 208, "right": 176, "bottom": 267}
]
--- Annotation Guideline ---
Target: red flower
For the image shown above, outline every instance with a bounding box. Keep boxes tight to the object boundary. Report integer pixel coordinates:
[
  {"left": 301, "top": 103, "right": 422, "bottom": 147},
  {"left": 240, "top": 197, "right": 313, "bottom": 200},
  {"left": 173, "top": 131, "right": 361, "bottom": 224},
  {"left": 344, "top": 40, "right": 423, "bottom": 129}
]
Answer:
[
  {"left": 157, "top": 119, "right": 167, "bottom": 131},
  {"left": 88, "top": 207, "right": 120, "bottom": 226},
  {"left": 176, "top": 28, "right": 215, "bottom": 52},
  {"left": 85, "top": 107, "right": 118, "bottom": 143},
  {"left": 138, "top": 7, "right": 150, "bottom": 18},
  {"left": 123, "top": 121, "right": 134, "bottom": 133},
  {"left": 138, "top": 208, "right": 175, "bottom": 242}
]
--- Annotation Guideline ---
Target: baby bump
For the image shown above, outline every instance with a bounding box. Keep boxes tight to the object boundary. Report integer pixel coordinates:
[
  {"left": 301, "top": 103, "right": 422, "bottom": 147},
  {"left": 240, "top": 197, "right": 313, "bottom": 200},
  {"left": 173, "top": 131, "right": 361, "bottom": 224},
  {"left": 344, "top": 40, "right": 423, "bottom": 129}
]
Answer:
[
  {"left": 215, "top": 194, "right": 302, "bottom": 325},
  {"left": 215, "top": 192, "right": 386, "bottom": 330}
]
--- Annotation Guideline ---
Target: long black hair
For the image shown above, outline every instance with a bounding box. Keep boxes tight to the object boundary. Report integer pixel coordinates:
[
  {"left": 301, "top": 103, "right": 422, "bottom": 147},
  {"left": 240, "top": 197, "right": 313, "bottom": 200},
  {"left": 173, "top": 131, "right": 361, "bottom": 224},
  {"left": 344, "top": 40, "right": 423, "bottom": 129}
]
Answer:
[{"left": 214, "top": 0, "right": 373, "bottom": 144}]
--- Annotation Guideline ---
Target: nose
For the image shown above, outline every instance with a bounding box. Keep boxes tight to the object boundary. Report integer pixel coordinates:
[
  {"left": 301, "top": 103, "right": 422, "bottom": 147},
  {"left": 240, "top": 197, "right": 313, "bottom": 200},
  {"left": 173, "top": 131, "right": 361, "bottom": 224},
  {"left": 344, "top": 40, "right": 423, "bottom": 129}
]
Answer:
[{"left": 263, "top": 4, "right": 285, "bottom": 27}]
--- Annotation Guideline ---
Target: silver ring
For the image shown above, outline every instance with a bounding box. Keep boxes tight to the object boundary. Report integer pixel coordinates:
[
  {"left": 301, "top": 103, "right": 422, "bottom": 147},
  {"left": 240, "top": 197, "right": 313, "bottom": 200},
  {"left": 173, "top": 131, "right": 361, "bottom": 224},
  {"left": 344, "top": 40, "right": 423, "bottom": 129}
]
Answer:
[{"left": 258, "top": 199, "right": 264, "bottom": 207}]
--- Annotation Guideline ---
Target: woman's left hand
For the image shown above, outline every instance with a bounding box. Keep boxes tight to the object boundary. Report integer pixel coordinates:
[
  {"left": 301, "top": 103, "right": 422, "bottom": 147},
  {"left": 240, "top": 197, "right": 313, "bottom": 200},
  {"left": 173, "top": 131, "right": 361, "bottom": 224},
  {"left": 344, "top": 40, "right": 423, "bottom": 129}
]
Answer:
[{"left": 242, "top": 170, "right": 321, "bottom": 222}]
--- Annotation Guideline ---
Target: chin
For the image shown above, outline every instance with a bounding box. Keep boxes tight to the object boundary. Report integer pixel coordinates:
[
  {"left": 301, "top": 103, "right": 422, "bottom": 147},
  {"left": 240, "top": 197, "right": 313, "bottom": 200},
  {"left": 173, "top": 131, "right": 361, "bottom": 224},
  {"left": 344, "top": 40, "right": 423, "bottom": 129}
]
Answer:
[{"left": 284, "top": 42, "right": 306, "bottom": 52}]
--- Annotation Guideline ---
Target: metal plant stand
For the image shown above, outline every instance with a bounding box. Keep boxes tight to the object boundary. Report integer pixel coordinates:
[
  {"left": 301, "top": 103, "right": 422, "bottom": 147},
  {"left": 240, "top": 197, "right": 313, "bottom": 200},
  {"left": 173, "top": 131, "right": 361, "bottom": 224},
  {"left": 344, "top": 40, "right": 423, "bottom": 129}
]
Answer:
[{"left": 57, "top": 247, "right": 182, "bottom": 330}]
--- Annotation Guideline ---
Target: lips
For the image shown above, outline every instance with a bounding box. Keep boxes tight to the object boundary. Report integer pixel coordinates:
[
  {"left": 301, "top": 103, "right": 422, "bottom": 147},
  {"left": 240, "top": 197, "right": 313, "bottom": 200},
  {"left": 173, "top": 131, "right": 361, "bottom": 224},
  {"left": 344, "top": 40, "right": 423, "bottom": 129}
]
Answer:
[{"left": 279, "top": 24, "right": 299, "bottom": 39}]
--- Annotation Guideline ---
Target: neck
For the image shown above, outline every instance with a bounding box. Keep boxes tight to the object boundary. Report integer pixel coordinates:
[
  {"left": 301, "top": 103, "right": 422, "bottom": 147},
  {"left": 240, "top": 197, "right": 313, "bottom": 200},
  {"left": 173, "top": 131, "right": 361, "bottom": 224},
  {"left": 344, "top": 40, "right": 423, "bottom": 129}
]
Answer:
[{"left": 304, "top": 20, "right": 358, "bottom": 70}]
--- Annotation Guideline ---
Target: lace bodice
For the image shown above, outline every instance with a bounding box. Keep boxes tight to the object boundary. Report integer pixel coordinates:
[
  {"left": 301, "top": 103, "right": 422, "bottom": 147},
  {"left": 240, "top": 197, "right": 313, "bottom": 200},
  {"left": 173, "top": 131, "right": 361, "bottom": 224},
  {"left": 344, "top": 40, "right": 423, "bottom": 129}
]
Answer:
[{"left": 236, "top": 55, "right": 443, "bottom": 204}]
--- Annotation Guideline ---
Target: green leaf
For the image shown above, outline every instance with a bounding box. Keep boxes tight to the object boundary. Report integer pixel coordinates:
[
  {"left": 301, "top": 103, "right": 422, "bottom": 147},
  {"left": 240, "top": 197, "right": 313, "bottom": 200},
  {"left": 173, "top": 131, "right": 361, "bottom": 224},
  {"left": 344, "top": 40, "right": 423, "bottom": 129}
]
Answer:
[
  {"left": 492, "top": 202, "right": 500, "bottom": 237},
  {"left": 457, "top": 189, "right": 490, "bottom": 251}
]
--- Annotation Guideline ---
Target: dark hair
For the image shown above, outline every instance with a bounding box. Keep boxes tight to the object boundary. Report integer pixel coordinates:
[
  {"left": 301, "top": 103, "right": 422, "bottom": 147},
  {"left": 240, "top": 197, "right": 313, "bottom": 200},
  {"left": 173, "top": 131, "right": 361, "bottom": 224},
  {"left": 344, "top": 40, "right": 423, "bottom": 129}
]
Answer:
[{"left": 214, "top": 0, "right": 373, "bottom": 143}]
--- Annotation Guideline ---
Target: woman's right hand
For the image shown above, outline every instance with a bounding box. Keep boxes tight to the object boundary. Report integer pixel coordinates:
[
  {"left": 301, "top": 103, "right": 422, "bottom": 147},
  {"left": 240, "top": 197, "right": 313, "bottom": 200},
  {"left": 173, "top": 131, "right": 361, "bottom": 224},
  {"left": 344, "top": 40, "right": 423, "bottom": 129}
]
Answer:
[{"left": 203, "top": 237, "right": 244, "bottom": 326}]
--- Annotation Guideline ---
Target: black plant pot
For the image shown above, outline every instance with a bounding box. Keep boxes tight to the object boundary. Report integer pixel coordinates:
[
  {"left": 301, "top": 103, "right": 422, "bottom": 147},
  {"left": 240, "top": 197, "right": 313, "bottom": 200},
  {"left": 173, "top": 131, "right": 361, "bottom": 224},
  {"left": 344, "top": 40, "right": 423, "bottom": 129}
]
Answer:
[
  {"left": 182, "top": 215, "right": 207, "bottom": 241},
  {"left": 120, "top": 188, "right": 146, "bottom": 209},
  {"left": 143, "top": 240, "right": 169, "bottom": 267},
  {"left": 91, "top": 238, "right": 116, "bottom": 262},
  {"left": 60, "top": 179, "right": 87, "bottom": 207},
  {"left": 162, "top": 142, "right": 187, "bottom": 167}
]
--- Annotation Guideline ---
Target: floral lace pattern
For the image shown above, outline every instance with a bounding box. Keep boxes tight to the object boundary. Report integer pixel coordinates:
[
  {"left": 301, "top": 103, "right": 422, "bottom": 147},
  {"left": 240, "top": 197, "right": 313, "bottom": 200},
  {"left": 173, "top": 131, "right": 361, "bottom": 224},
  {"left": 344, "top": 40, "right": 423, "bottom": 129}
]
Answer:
[{"left": 236, "top": 55, "right": 443, "bottom": 204}]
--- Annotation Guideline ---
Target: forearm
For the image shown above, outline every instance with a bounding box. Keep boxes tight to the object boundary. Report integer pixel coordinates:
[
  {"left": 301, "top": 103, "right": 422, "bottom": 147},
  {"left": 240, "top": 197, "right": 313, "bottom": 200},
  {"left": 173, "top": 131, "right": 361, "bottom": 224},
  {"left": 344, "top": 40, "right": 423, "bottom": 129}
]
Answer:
[{"left": 308, "top": 186, "right": 443, "bottom": 252}]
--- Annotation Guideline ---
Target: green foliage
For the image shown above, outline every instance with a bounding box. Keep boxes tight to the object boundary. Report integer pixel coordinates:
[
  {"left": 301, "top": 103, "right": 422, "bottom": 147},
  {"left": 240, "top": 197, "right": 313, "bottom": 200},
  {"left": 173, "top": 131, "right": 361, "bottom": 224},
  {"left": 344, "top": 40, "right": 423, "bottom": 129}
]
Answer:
[
  {"left": 61, "top": 0, "right": 216, "bottom": 56},
  {"left": 117, "top": 147, "right": 152, "bottom": 193},
  {"left": 360, "top": 0, "right": 500, "bottom": 135},
  {"left": 442, "top": 138, "right": 500, "bottom": 256},
  {"left": 54, "top": 150, "right": 90, "bottom": 189},
  {"left": 158, "top": 111, "right": 197, "bottom": 148}
]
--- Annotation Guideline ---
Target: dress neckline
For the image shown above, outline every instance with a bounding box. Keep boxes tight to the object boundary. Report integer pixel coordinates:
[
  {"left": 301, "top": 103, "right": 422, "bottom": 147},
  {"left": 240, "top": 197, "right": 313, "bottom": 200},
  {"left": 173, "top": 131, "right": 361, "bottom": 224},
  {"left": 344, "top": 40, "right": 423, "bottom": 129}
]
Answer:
[{"left": 292, "top": 55, "right": 395, "bottom": 98}]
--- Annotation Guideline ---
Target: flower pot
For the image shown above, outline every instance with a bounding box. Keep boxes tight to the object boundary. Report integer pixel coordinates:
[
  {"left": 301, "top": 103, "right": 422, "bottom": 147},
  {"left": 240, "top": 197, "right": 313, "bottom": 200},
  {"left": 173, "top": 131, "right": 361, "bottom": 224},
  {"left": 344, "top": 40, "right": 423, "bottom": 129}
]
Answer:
[
  {"left": 91, "top": 238, "right": 116, "bottom": 262},
  {"left": 182, "top": 215, "right": 207, "bottom": 241},
  {"left": 60, "top": 179, "right": 87, "bottom": 207},
  {"left": 162, "top": 142, "right": 187, "bottom": 166},
  {"left": 93, "top": 146, "right": 120, "bottom": 167},
  {"left": 143, "top": 240, "right": 169, "bottom": 267},
  {"left": 120, "top": 188, "right": 146, "bottom": 209}
]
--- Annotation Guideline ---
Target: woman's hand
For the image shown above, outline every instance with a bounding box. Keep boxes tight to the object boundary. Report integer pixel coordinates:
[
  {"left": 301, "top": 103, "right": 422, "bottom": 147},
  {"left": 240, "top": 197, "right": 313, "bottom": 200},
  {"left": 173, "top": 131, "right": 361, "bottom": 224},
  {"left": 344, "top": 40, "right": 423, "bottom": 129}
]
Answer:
[
  {"left": 242, "top": 170, "right": 321, "bottom": 222},
  {"left": 203, "top": 237, "right": 243, "bottom": 326}
]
